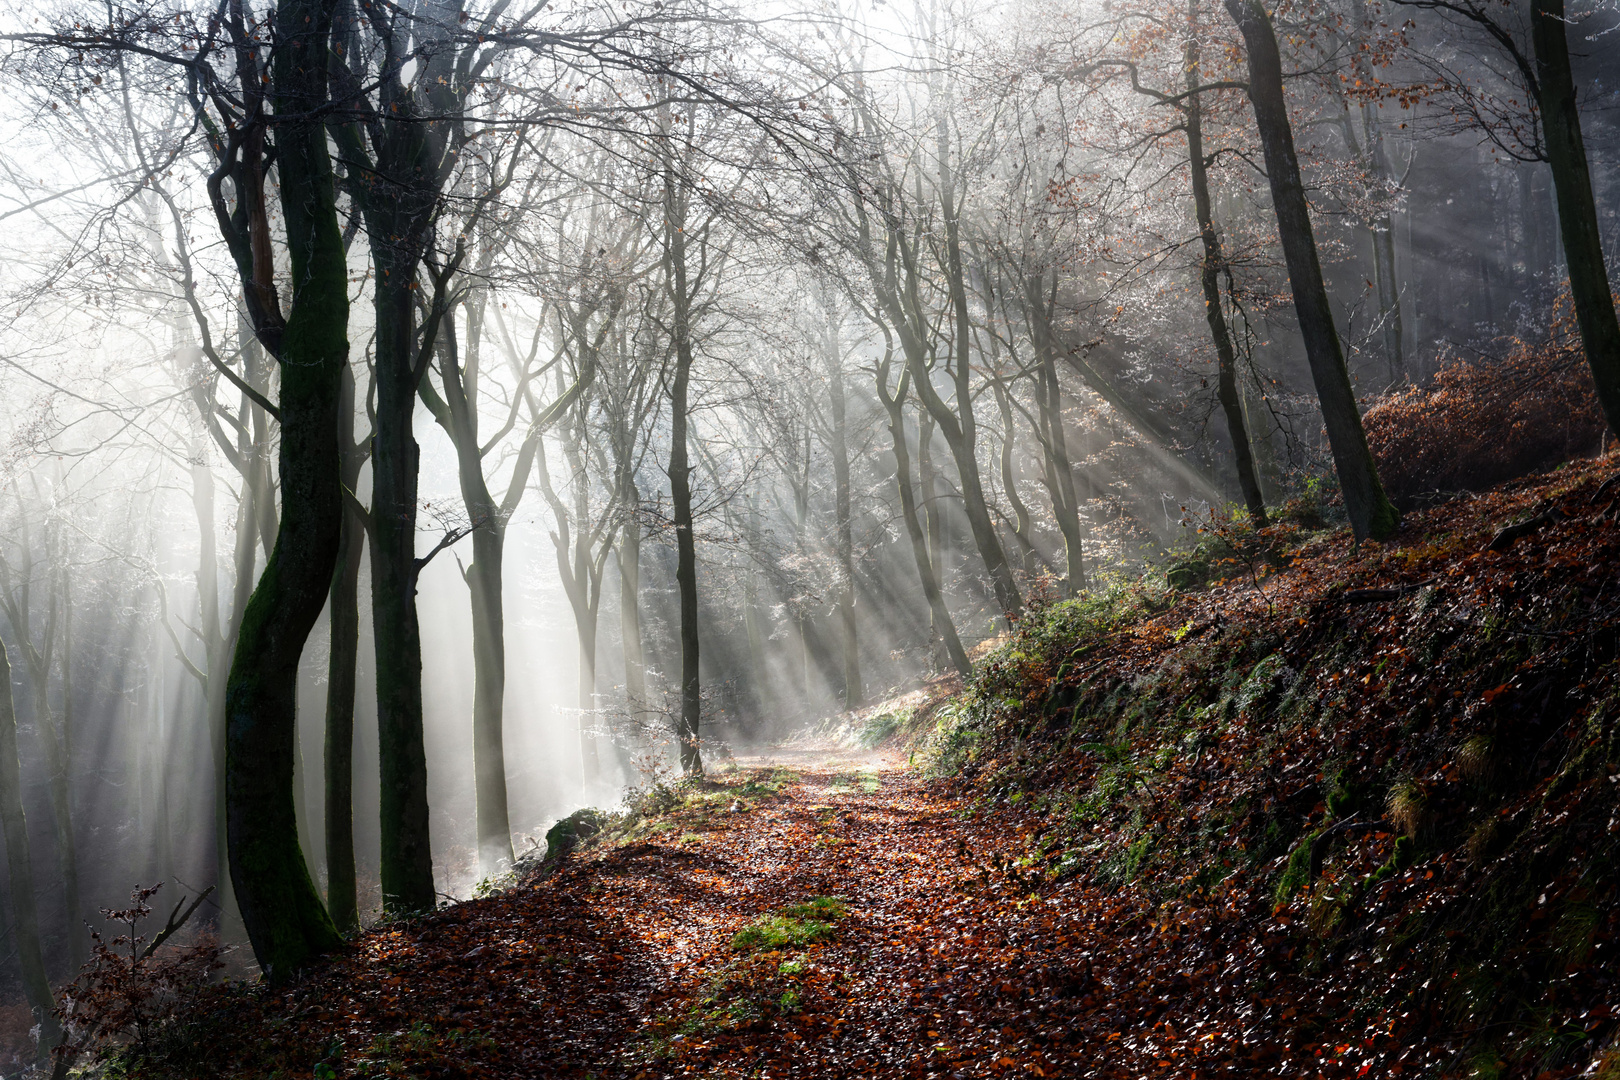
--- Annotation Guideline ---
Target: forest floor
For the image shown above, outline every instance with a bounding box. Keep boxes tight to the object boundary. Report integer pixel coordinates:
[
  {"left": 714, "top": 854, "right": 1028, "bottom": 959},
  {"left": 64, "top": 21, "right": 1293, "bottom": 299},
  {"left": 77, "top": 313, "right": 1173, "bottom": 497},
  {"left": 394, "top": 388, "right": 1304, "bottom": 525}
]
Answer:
[
  {"left": 138, "top": 748, "right": 1154, "bottom": 1079},
  {"left": 109, "top": 454, "right": 1620, "bottom": 1080}
]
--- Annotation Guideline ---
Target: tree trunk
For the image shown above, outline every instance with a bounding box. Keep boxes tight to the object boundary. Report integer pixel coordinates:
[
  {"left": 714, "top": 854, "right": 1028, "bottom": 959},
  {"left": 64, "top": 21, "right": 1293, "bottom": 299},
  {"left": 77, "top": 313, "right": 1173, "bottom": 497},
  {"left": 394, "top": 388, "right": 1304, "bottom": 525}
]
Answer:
[
  {"left": 1225, "top": 0, "right": 1398, "bottom": 540},
  {"left": 323, "top": 496, "right": 363, "bottom": 935},
  {"left": 618, "top": 522, "right": 646, "bottom": 714},
  {"left": 665, "top": 160, "right": 704, "bottom": 776},
  {"left": 742, "top": 499, "right": 770, "bottom": 719},
  {"left": 466, "top": 542, "right": 514, "bottom": 870},
  {"left": 57, "top": 565, "right": 83, "bottom": 971},
  {"left": 418, "top": 300, "right": 520, "bottom": 878},
  {"left": 577, "top": 602, "right": 600, "bottom": 781},
  {"left": 991, "top": 375, "right": 1044, "bottom": 574},
  {"left": 668, "top": 335, "right": 702, "bottom": 774},
  {"left": 936, "top": 128, "right": 1025, "bottom": 618},
  {"left": 224, "top": 0, "right": 347, "bottom": 978},
  {"left": 1532, "top": 0, "right": 1620, "bottom": 434},
  {"left": 879, "top": 368, "right": 972, "bottom": 678},
  {"left": 826, "top": 330, "right": 862, "bottom": 710},
  {"left": 368, "top": 275, "right": 436, "bottom": 915},
  {"left": 0, "top": 640, "right": 59, "bottom": 1060},
  {"left": 1021, "top": 272, "right": 1088, "bottom": 596},
  {"left": 1185, "top": 27, "right": 1269, "bottom": 525}
]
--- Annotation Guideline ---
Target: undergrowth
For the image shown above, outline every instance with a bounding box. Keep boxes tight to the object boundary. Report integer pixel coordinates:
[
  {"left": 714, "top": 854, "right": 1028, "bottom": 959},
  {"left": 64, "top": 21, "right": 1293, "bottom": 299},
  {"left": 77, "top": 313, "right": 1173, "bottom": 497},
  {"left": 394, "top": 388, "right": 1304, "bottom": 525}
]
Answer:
[{"left": 922, "top": 455, "right": 1620, "bottom": 1079}]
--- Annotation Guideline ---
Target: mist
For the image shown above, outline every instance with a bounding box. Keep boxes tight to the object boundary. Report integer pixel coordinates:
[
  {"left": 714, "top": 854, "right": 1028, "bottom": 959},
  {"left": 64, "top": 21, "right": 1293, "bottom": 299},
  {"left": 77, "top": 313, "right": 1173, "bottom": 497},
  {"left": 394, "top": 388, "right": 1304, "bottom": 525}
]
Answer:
[{"left": 0, "top": 0, "right": 1614, "bottom": 1068}]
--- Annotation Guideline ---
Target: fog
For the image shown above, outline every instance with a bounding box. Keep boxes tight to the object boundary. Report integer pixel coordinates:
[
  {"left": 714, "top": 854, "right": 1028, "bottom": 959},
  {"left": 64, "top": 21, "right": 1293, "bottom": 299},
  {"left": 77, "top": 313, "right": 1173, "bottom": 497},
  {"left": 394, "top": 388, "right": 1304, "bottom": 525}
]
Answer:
[{"left": 0, "top": 0, "right": 1614, "bottom": 1064}]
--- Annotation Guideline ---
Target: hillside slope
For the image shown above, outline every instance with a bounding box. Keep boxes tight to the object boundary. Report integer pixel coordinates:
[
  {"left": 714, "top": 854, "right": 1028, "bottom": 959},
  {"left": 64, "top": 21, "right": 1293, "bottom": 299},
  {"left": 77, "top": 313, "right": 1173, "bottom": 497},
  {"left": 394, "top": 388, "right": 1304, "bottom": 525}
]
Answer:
[{"left": 95, "top": 455, "right": 1620, "bottom": 1080}]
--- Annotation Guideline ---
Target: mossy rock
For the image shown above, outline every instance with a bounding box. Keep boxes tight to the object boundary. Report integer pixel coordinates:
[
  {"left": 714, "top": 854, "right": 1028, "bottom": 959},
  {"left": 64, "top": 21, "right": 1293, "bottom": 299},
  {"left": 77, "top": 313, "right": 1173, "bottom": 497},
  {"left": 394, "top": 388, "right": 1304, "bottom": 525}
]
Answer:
[
  {"left": 544, "top": 808, "right": 605, "bottom": 862},
  {"left": 1166, "top": 559, "right": 1209, "bottom": 592}
]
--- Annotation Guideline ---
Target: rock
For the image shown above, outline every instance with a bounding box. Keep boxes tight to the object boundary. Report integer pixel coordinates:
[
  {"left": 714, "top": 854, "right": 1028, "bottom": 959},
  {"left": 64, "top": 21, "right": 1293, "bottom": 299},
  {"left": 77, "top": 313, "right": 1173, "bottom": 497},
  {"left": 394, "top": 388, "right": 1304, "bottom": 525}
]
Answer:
[{"left": 543, "top": 807, "right": 605, "bottom": 862}]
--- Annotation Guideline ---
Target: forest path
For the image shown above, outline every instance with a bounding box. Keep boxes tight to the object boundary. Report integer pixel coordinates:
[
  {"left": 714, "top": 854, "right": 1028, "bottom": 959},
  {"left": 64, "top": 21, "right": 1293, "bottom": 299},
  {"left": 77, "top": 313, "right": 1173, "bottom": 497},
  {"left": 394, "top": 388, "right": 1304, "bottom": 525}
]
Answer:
[{"left": 204, "top": 751, "right": 1303, "bottom": 1079}]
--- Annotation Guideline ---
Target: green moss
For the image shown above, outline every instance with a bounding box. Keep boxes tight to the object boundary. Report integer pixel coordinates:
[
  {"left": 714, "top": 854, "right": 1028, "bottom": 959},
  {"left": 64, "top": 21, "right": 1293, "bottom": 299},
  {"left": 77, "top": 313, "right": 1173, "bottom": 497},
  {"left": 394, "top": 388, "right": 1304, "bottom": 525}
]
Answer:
[
  {"left": 731, "top": 896, "right": 846, "bottom": 951},
  {"left": 543, "top": 808, "right": 604, "bottom": 862}
]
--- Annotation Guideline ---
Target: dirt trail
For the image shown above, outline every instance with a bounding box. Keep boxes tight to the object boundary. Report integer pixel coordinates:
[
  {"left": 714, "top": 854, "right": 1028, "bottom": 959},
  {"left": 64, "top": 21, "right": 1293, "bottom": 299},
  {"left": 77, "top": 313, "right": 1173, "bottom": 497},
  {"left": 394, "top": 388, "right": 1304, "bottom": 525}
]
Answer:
[{"left": 177, "top": 749, "right": 1330, "bottom": 1079}]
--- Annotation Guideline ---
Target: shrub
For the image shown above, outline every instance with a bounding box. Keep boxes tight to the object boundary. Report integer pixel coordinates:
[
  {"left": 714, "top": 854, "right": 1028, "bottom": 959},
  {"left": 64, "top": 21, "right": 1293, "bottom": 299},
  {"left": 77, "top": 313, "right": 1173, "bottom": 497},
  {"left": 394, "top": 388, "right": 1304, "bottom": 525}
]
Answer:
[
  {"left": 54, "top": 884, "right": 222, "bottom": 1067},
  {"left": 1364, "top": 312, "right": 1604, "bottom": 507}
]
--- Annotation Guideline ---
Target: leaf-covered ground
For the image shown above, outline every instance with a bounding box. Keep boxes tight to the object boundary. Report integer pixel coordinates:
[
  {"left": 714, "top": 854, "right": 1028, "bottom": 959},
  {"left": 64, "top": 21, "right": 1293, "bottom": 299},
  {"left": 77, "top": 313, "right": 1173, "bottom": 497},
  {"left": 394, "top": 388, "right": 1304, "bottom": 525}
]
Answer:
[{"left": 121, "top": 455, "right": 1620, "bottom": 1080}]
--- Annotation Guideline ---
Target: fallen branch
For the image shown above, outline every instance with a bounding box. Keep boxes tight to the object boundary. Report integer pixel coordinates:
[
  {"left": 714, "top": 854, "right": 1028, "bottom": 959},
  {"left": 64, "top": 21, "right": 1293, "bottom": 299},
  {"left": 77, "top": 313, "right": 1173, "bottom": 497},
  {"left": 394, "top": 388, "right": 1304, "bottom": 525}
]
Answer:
[
  {"left": 1486, "top": 507, "right": 1563, "bottom": 552},
  {"left": 1340, "top": 579, "right": 1435, "bottom": 604},
  {"left": 142, "top": 885, "right": 216, "bottom": 961}
]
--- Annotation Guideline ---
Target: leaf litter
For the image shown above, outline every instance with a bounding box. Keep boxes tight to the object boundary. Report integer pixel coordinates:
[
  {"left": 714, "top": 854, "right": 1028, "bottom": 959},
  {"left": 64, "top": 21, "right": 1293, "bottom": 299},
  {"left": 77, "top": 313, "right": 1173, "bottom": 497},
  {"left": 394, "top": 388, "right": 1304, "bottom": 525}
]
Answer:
[{"left": 117, "top": 455, "right": 1620, "bottom": 1079}]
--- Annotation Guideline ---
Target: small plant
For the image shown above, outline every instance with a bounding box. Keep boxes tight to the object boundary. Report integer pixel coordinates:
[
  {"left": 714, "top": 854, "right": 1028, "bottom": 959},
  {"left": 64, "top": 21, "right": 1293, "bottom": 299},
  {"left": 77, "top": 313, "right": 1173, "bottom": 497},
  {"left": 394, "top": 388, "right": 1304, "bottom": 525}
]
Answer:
[
  {"left": 1387, "top": 777, "right": 1432, "bottom": 839},
  {"left": 857, "top": 709, "right": 906, "bottom": 748},
  {"left": 53, "top": 883, "right": 222, "bottom": 1068}
]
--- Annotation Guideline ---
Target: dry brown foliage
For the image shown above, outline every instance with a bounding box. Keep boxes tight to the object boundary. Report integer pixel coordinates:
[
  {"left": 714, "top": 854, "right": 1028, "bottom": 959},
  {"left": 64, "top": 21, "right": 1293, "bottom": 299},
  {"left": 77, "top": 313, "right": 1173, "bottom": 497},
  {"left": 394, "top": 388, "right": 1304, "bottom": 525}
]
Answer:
[{"left": 1364, "top": 306, "right": 1605, "bottom": 506}]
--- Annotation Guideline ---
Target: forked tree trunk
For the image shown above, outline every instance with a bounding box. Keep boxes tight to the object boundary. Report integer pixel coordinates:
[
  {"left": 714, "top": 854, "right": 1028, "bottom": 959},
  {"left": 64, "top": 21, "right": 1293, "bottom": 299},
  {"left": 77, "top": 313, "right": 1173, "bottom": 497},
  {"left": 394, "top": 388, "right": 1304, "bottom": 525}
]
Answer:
[
  {"left": 878, "top": 364, "right": 972, "bottom": 678},
  {"left": 1016, "top": 272, "right": 1088, "bottom": 596}
]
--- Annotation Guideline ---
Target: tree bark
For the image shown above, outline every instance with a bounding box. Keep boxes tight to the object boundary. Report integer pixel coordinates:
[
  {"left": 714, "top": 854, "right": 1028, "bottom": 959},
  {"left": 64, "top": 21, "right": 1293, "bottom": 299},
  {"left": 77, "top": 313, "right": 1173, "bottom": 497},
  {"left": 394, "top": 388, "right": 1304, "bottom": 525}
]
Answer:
[
  {"left": 419, "top": 301, "right": 526, "bottom": 877},
  {"left": 322, "top": 478, "right": 363, "bottom": 935},
  {"left": 878, "top": 362, "right": 972, "bottom": 678},
  {"left": 223, "top": 0, "right": 347, "bottom": 978},
  {"left": 0, "top": 640, "right": 59, "bottom": 1060},
  {"left": 668, "top": 310, "right": 703, "bottom": 775},
  {"left": 1225, "top": 0, "right": 1399, "bottom": 540},
  {"left": 1016, "top": 272, "right": 1088, "bottom": 596},
  {"left": 368, "top": 275, "right": 436, "bottom": 915},
  {"left": 618, "top": 519, "right": 646, "bottom": 714},
  {"left": 825, "top": 322, "right": 863, "bottom": 710},
  {"left": 1185, "top": 26, "right": 1269, "bottom": 525},
  {"left": 938, "top": 143, "right": 1025, "bottom": 617},
  {"left": 663, "top": 142, "right": 704, "bottom": 776},
  {"left": 1532, "top": 0, "right": 1620, "bottom": 434}
]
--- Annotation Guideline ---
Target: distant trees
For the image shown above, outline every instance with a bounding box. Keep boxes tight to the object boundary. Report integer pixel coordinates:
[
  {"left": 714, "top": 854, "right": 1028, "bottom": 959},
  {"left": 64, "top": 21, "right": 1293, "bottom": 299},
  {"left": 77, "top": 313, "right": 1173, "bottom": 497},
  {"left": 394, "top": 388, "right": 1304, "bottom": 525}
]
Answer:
[
  {"left": 0, "top": 638, "right": 58, "bottom": 1058},
  {"left": 1392, "top": 0, "right": 1620, "bottom": 434},
  {"left": 0, "top": 0, "right": 1615, "bottom": 1023}
]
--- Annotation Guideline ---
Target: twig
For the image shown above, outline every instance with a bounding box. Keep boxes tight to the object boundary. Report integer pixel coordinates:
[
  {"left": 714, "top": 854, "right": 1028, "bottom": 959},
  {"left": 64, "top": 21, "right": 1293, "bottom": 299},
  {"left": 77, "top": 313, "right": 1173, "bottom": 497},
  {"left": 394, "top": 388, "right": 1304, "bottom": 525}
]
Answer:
[{"left": 141, "top": 886, "right": 215, "bottom": 961}]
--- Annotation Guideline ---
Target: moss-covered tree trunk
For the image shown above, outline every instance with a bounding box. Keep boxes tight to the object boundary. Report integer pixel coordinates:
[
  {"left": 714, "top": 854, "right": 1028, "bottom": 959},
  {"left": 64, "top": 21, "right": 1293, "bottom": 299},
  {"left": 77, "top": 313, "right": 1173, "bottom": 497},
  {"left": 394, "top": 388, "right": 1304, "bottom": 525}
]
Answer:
[
  {"left": 223, "top": 0, "right": 346, "bottom": 979},
  {"left": 1531, "top": 0, "right": 1620, "bottom": 435},
  {"left": 1225, "top": 0, "right": 1397, "bottom": 540}
]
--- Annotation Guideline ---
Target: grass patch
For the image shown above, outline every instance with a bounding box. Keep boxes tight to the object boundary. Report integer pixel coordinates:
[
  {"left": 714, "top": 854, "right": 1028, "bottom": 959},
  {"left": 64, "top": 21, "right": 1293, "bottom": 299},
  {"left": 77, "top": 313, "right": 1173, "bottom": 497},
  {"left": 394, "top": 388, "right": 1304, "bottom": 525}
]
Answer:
[
  {"left": 828, "top": 767, "right": 881, "bottom": 794},
  {"left": 731, "top": 897, "right": 847, "bottom": 951}
]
